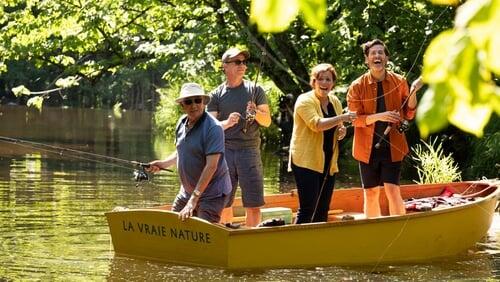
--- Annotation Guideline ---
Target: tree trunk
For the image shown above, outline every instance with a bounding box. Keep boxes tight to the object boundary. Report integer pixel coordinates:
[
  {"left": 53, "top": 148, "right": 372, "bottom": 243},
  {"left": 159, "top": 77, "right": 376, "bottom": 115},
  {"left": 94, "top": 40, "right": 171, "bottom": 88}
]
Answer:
[{"left": 225, "top": 0, "right": 310, "bottom": 98}]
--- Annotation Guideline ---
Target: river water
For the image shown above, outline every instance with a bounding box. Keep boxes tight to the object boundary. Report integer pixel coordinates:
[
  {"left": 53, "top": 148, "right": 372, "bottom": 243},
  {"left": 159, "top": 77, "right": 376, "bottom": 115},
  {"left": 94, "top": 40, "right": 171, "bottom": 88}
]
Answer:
[{"left": 0, "top": 105, "right": 499, "bottom": 281}]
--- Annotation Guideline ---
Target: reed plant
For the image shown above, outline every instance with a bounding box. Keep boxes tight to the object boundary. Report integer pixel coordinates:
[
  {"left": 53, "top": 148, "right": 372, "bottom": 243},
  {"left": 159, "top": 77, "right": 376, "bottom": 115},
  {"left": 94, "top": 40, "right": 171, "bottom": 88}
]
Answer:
[{"left": 411, "top": 137, "right": 462, "bottom": 184}]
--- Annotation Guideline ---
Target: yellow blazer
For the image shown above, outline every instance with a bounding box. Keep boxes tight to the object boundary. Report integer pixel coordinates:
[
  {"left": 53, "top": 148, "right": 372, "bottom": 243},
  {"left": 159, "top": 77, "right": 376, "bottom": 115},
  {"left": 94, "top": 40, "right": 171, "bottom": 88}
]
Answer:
[{"left": 288, "top": 90, "right": 343, "bottom": 175}]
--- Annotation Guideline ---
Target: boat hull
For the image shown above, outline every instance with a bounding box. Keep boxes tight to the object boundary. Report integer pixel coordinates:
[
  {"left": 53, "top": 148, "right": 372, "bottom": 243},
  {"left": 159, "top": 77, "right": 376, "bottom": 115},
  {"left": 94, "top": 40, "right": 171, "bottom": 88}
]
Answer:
[{"left": 106, "top": 181, "right": 499, "bottom": 269}]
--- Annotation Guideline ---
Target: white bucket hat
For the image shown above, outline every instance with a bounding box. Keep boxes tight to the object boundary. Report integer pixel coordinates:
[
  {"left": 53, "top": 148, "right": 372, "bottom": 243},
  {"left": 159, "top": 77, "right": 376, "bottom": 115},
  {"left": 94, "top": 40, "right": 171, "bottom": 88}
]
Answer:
[{"left": 175, "top": 83, "right": 211, "bottom": 104}]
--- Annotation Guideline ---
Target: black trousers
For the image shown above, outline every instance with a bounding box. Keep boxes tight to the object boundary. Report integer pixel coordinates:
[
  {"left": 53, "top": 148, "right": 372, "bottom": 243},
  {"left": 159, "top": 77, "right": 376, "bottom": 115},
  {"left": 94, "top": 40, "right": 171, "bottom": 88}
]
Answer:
[{"left": 291, "top": 163, "right": 335, "bottom": 224}]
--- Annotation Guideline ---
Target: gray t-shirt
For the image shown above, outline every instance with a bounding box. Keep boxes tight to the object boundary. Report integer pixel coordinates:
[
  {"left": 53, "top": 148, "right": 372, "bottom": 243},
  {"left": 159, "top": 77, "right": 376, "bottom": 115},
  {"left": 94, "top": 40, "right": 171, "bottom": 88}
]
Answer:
[
  {"left": 175, "top": 112, "right": 231, "bottom": 199},
  {"left": 207, "top": 80, "right": 268, "bottom": 149}
]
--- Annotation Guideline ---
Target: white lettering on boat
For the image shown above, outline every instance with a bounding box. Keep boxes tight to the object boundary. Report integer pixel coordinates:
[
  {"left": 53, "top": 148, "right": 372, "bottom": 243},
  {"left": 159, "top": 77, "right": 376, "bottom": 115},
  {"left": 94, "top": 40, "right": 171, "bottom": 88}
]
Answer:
[{"left": 121, "top": 221, "right": 211, "bottom": 244}]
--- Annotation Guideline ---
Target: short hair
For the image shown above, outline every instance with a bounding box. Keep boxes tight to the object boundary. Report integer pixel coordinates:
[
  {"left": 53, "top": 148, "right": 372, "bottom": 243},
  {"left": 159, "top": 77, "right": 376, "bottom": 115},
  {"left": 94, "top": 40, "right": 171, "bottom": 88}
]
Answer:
[
  {"left": 309, "top": 63, "right": 337, "bottom": 89},
  {"left": 362, "top": 39, "right": 390, "bottom": 57}
]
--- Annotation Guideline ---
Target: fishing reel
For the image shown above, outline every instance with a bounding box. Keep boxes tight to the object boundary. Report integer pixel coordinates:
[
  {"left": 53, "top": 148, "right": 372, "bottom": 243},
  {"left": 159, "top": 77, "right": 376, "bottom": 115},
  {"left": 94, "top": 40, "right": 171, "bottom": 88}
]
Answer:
[
  {"left": 133, "top": 167, "right": 149, "bottom": 182},
  {"left": 245, "top": 109, "right": 256, "bottom": 123},
  {"left": 242, "top": 110, "right": 256, "bottom": 133},
  {"left": 397, "top": 120, "right": 410, "bottom": 133}
]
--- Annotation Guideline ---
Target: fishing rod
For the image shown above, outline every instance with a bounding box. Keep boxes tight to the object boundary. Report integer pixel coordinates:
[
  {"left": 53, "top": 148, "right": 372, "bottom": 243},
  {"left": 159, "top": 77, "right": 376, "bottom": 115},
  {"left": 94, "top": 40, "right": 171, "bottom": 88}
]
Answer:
[
  {"left": 373, "top": 79, "right": 421, "bottom": 149},
  {"left": 0, "top": 135, "right": 171, "bottom": 182},
  {"left": 243, "top": 42, "right": 266, "bottom": 134}
]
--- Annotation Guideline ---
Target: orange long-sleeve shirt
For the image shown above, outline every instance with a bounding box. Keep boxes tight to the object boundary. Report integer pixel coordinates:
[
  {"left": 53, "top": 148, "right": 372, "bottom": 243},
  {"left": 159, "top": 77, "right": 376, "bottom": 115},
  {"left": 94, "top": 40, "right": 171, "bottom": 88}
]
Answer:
[{"left": 347, "top": 71, "right": 416, "bottom": 163}]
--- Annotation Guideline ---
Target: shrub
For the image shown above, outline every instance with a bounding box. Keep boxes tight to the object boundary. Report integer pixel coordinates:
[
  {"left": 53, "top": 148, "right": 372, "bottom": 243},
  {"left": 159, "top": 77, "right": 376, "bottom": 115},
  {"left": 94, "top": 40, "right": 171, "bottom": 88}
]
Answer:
[{"left": 411, "top": 137, "right": 462, "bottom": 184}]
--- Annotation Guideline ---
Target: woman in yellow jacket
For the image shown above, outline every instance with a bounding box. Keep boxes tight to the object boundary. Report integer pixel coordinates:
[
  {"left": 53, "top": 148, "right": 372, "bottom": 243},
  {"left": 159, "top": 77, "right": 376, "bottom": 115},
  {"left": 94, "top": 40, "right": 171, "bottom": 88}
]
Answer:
[{"left": 289, "top": 63, "right": 356, "bottom": 224}]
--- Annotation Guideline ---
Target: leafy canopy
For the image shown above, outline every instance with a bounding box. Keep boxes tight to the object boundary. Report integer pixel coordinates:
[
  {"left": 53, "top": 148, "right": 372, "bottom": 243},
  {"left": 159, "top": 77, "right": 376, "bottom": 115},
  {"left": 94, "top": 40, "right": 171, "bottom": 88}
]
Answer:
[{"left": 249, "top": 0, "right": 499, "bottom": 137}]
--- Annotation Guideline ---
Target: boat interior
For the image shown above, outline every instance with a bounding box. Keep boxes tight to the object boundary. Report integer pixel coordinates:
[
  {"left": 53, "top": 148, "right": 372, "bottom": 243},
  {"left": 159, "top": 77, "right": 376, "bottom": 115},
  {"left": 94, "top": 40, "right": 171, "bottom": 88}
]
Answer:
[{"left": 152, "top": 181, "right": 498, "bottom": 228}]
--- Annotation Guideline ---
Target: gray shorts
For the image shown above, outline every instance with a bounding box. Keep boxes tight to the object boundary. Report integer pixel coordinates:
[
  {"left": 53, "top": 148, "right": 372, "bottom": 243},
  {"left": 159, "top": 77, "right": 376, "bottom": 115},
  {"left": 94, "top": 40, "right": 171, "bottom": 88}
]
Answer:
[
  {"left": 225, "top": 147, "right": 265, "bottom": 208},
  {"left": 172, "top": 193, "right": 229, "bottom": 223}
]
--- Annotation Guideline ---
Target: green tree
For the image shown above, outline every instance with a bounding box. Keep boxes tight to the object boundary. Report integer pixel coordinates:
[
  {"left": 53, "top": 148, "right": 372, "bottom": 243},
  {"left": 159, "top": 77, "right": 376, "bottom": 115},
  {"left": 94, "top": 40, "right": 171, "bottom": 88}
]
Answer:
[{"left": 1, "top": 0, "right": 451, "bottom": 111}]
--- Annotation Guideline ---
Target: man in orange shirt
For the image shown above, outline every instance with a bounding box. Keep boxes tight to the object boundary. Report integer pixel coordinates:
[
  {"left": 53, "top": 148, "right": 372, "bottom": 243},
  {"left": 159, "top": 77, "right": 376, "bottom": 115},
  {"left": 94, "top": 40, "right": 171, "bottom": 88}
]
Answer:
[{"left": 347, "top": 39, "right": 422, "bottom": 218}]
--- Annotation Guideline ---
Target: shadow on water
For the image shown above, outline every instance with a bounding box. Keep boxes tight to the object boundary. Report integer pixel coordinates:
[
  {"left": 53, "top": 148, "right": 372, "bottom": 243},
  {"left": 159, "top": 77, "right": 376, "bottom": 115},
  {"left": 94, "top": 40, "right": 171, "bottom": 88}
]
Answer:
[{"left": 1, "top": 105, "right": 500, "bottom": 280}]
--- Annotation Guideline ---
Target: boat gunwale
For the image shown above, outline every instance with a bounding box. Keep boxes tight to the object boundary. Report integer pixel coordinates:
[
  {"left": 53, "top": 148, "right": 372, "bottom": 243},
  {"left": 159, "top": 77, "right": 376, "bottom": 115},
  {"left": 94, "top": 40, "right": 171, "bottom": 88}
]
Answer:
[
  {"left": 227, "top": 183, "right": 499, "bottom": 235},
  {"left": 105, "top": 181, "right": 499, "bottom": 235}
]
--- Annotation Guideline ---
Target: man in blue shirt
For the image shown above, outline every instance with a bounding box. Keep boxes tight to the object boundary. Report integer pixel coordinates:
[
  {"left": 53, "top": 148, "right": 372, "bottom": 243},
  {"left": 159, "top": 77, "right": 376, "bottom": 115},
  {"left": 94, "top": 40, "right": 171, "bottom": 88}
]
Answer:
[{"left": 148, "top": 83, "right": 231, "bottom": 223}]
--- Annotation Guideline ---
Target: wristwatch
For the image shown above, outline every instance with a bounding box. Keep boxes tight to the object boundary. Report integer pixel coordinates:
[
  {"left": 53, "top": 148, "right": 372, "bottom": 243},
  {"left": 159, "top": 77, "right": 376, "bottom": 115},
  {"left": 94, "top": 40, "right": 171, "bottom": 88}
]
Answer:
[{"left": 192, "top": 189, "right": 201, "bottom": 198}]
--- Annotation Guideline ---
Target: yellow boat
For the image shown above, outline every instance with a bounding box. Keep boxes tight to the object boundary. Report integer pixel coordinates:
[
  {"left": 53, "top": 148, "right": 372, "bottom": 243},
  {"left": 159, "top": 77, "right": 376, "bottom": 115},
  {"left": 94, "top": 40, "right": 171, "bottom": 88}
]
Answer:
[{"left": 105, "top": 181, "right": 499, "bottom": 269}]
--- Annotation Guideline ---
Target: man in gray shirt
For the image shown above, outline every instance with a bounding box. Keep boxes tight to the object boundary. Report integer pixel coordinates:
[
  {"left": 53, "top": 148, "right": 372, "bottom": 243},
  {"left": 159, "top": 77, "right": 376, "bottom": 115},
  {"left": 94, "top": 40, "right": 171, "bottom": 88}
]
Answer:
[{"left": 208, "top": 47, "right": 271, "bottom": 227}]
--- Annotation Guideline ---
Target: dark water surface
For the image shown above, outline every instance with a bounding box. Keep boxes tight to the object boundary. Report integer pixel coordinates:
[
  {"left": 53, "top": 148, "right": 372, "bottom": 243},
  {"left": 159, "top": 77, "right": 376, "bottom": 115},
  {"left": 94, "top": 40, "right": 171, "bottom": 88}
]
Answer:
[{"left": 0, "top": 105, "right": 499, "bottom": 281}]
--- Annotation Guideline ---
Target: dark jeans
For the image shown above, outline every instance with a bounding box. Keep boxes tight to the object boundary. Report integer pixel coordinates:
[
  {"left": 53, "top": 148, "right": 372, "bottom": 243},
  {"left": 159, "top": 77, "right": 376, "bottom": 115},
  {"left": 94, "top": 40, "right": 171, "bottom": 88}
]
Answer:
[{"left": 291, "top": 163, "right": 336, "bottom": 224}]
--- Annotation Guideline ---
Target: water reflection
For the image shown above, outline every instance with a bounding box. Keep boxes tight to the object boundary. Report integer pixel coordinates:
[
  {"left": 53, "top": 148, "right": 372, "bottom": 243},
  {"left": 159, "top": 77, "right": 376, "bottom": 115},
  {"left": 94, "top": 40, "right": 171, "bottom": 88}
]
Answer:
[{"left": 0, "top": 105, "right": 499, "bottom": 280}]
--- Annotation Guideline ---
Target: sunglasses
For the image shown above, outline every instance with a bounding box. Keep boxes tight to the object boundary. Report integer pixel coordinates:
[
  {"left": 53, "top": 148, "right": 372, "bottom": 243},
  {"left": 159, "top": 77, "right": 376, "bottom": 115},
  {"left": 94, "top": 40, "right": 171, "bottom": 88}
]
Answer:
[
  {"left": 225, "top": 60, "right": 247, "bottom": 65},
  {"left": 182, "top": 97, "right": 203, "bottom": 106}
]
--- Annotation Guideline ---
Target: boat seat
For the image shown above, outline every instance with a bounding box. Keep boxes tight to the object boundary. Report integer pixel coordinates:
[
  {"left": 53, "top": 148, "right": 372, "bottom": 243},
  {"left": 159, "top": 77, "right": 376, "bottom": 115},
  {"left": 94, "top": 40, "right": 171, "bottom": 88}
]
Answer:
[{"left": 232, "top": 209, "right": 345, "bottom": 224}]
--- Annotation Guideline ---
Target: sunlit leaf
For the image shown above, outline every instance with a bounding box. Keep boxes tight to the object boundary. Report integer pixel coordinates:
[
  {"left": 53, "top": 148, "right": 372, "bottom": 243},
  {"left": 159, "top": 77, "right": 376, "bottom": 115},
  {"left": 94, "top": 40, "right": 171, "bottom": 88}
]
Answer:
[
  {"left": 416, "top": 83, "right": 452, "bottom": 137},
  {"left": 298, "top": 0, "right": 326, "bottom": 32},
  {"left": 250, "top": 0, "right": 299, "bottom": 33},
  {"left": 455, "top": 0, "right": 490, "bottom": 28},
  {"left": 12, "top": 85, "right": 31, "bottom": 96},
  {"left": 26, "top": 96, "right": 44, "bottom": 111},
  {"left": 486, "top": 13, "right": 500, "bottom": 74},
  {"left": 113, "top": 102, "right": 123, "bottom": 119},
  {"left": 0, "top": 61, "right": 6, "bottom": 73},
  {"left": 449, "top": 96, "right": 491, "bottom": 137},
  {"left": 430, "top": 0, "right": 461, "bottom": 5},
  {"left": 54, "top": 55, "right": 76, "bottom": 66},
  {"left": 422, "top": 30, "right": 461, "bottom": 83},
  {"left": 55, "top": 76, "right": 80, "bottom": 88}
]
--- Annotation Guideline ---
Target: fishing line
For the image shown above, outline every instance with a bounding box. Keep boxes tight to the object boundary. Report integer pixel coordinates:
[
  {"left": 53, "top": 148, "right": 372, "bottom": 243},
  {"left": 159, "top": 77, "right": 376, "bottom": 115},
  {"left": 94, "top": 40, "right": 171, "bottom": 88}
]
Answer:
[
  {"left": 0, "top": 135, "right": 171, "bottom": 182},
  {"left": 370, "top": 216, "right": 410, "bottom": 273},
  {"left": 347, "top": 4, "right": 451, "bottom": 271},
  {"left": 347, "top": 4, "right": 451, "bottom": 160},
  {"left": 347, "top": 5, "right": 451, "bottom": 103}
]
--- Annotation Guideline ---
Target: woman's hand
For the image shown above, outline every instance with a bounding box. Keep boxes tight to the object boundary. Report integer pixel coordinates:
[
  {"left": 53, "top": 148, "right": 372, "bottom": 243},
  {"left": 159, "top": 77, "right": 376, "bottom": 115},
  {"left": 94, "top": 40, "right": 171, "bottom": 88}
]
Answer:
[
  {"left": 337, "top": 125, "right": 347, "bottom": 140},
  {"left": 343, "top": 111, "right": 357, "bottom": 123}
]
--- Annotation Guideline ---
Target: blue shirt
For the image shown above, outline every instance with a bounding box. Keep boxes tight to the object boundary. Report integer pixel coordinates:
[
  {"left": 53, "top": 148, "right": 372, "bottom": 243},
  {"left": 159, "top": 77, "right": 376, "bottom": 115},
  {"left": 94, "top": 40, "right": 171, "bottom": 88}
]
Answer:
[{"left": 175, "top": 112, "right": 231, "bottom": 199}]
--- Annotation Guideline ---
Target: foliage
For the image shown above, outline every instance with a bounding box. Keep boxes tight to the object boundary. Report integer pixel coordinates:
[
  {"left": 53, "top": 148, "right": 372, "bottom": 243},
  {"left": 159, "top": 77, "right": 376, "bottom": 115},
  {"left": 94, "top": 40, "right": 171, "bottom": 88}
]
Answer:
[
  {"left": 248, "top": 0, "right": 499, "bottom": 138},
  {"left": 250, "top": 0, "right": 326, "bottom": 32},
  {"left": 419, "top": 0, "right": 500, "bottom": 137},
  {"left": 154, "top": 82, "right": 184, "bottom": 137},
  {"left": 0, "top": 0, "right": 452, "bottom": 110},
  {"left": 411, "top": 137, "right": 462, "bottom": 184},
  {"left": 462, "top": 115, "right": 500, "bottom": 179}
]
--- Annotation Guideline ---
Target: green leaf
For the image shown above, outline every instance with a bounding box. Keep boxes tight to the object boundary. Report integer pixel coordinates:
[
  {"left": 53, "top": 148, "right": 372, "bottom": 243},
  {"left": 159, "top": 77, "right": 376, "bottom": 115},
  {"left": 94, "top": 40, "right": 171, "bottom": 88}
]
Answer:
[
  {"left": 55, "top": 76, "right": 80, "bottom": 88},
  {"left": 250, "top": 0, "right": 299, "bottom": 33},
  {"left": 113, "top": 102, "right": 123, "bottom": 119},
  {"left": 0, "top": 61, "right": 6, "bottom": 74},
  {"left": 12, "top": 85, "right": 31, "bottom": 96},
  {"left": 54, "top": 55, "right": 76, "bottom": 66},
  {"left": 422, "top": 30, "right": 461, "bottom": 84},
  {"left": 299, "top": 0, "right": 326, "bottom": 32},
  {"left": 27, "top": 96, "right": 44, "bottom": 111},
  {"left": 416, "top": 83, "right": 452, "bottom": 138},
  {"left": 430, "top": 0, "right": 461, "bottom": 5},
  {"left": 455, "top": 0, "right": 490, "bottom": 28},
  {"left": 447, "top": 78, "right": 492, "bottom": 137},
  {"left": 487, "top": 30, "right": 500, "bottom": 74}
]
